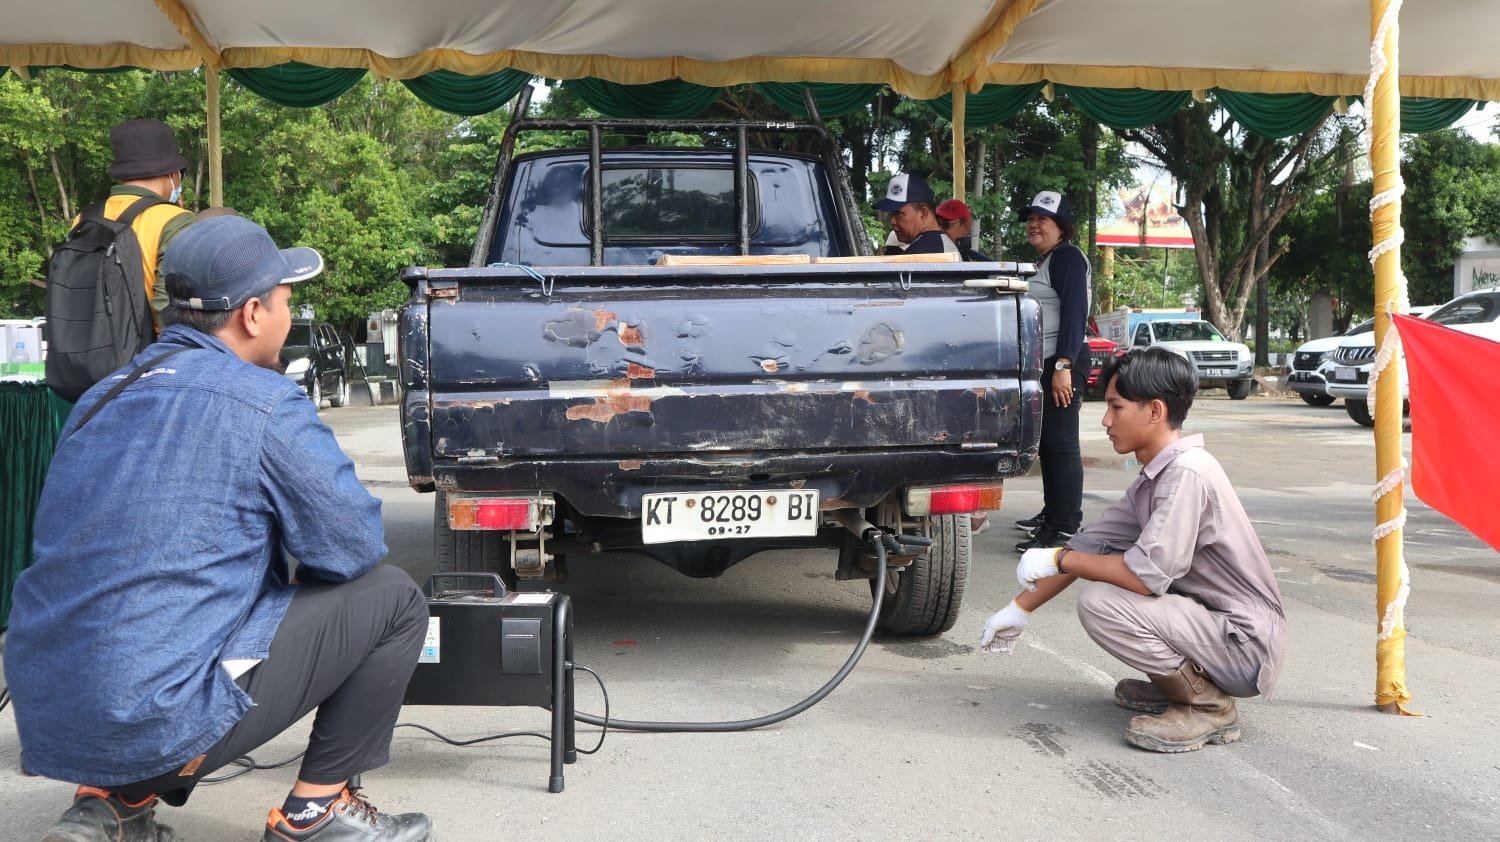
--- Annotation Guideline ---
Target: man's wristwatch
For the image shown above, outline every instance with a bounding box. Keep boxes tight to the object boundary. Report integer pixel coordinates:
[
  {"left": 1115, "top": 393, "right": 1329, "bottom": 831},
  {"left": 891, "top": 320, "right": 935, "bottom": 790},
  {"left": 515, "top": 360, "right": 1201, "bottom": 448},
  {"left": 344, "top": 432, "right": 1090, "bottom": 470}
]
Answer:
[{"left": 1054, "top": 360, "right": 1072, "bottom": 371}]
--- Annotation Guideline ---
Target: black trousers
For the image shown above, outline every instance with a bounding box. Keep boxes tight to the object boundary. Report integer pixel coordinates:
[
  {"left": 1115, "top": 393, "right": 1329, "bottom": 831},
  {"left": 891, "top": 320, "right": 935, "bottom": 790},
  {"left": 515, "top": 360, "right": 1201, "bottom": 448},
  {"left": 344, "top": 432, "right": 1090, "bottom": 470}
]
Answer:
[
  {"left": 116, "top": 565, "right": 428, "bottom": 805},
  {"left": 1039, "top": 357, "right": 1085, "bottom": 533}
]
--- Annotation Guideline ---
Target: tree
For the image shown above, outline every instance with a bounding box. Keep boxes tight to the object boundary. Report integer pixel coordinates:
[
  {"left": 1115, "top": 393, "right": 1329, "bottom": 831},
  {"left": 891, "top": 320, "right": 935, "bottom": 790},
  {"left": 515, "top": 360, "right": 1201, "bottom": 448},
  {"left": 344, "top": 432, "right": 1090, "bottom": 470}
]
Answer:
[{"left": 1122, "top": 104, "right": 1363, "bottom": 340}]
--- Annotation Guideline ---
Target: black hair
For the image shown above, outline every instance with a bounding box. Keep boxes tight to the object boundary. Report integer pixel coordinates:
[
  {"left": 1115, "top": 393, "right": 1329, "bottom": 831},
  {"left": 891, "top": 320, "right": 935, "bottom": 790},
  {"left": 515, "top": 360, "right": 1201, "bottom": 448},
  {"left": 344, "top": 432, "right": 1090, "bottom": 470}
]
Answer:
[
  {"left": 1099, "top": 346, "right": 1197, "bottom": 429},
  {"left": 161, "top": 274, "right": 275, "bottom": 333},
  {"left": 1054, "top": 214, "right": 1076, "bottom": 243}
]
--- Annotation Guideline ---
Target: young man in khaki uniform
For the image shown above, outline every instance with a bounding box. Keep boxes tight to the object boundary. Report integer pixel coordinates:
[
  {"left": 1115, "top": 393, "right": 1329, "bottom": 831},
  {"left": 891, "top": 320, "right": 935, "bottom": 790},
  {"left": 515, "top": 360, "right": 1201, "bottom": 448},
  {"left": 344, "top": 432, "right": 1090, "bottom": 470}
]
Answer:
[{"left": 979, "top": 347, "right": 1287, "bottom": 753}]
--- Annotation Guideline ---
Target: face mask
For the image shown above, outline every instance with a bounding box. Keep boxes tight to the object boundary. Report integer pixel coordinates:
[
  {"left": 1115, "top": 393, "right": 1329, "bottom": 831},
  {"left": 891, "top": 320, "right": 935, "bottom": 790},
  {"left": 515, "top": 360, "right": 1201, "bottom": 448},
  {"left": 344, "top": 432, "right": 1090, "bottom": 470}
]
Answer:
[{"left": 168, "top": 175, "right": 182, "bottom": 205}]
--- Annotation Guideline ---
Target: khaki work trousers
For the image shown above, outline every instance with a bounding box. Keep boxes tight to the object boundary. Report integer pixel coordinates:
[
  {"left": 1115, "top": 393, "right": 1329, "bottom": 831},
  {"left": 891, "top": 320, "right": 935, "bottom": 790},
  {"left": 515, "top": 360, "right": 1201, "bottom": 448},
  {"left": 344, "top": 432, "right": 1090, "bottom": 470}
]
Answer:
[{"left": 1075, "top": 581, "right": 1264, "bottom": 698}]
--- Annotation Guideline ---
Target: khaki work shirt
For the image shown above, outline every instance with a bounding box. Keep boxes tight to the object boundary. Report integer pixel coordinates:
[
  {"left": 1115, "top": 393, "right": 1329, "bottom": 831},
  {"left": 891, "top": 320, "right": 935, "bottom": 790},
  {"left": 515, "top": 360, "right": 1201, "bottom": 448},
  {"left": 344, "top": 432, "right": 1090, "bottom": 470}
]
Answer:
[{"left": 1069, "top": 434, "right": 1287, "bottom": 694}]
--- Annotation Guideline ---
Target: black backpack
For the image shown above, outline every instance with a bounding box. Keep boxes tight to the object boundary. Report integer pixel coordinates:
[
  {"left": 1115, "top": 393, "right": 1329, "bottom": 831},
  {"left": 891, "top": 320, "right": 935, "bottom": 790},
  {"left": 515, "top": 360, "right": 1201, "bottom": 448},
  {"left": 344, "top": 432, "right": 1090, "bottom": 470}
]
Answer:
[{"left": 44, "top": 196, "right": 164, "bottom": 402}]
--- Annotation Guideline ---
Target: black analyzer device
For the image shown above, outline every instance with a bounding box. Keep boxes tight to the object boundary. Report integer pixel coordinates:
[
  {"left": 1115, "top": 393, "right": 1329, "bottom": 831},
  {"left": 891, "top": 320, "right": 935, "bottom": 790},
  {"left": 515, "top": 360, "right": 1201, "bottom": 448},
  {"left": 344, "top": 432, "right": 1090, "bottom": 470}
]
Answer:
[{"left": 402, "top": 573, "right": 576, "bottom": 792}]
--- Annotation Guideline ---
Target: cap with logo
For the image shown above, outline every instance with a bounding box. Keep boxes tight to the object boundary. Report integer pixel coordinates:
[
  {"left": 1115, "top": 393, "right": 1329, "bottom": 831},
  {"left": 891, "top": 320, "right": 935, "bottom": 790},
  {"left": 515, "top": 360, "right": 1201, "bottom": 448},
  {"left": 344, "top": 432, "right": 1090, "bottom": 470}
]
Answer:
[
  {"left": 935, "top": 199, "right": 973, "bottom": 223},
  {"left": 874, "top": 173, "right": 937, "bottom": 212},
  {"left": 109, "top": 118, "right": 190, "bottom": 181},
  {"left": 162, "top": 216, "right": 324, "bottom": 311},
  {"left": 1018, "top": 190, "right": 1073, "bottom": 224}
]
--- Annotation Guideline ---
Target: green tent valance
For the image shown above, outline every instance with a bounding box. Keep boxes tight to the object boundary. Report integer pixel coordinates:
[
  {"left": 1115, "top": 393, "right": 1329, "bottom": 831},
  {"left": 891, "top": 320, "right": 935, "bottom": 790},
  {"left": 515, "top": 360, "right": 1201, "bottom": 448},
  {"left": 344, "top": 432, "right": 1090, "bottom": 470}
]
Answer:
[
  {"left": 1059, "top": 86, "right": 1192, "bottom": 130},
  {"left": 1, "top": 383, "right": 70, "bottom": 629},
  {"left": 755, "top": 82, "right": 882, "bottom": 118},
  {"left": 227, "top": 62, "right": 367, "bottom": 108},
  {"left": 1213, "top": 89, "right": 1335, "bottom": 138},
  {"left": 400, "top": 68, "right": 531, "bottom": 116},
  {"left": 923, "top": 82, "right": 1044, "bottom": 126},
  {"left": 1400, "top": 97, "right": 1478, "bottom": 133},
  {"left": 565, "top": 77, "right": 722, "bottom": 119}
]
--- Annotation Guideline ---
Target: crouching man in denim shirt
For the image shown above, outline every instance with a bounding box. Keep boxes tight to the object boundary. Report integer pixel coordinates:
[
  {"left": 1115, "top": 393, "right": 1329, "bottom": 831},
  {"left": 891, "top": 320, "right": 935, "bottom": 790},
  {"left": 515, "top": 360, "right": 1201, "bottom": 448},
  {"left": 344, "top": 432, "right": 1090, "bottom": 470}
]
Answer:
[{"left": 5, "top": 216, "right": 432, "bottom": 842}]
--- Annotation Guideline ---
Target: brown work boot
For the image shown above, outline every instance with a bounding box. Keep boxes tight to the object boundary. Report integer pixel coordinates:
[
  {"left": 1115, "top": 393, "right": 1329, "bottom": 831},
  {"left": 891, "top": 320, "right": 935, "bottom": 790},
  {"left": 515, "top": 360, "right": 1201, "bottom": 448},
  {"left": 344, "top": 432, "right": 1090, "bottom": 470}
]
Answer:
[
  {"left": 1113, "top": 677, "right": 1169, "bottom": 714},
  {"left": 1125, "top": 663, "right": 1241, "bottom": 753},
  {"left": 42, "top": 786, "right": 175, "bottom": 841}
]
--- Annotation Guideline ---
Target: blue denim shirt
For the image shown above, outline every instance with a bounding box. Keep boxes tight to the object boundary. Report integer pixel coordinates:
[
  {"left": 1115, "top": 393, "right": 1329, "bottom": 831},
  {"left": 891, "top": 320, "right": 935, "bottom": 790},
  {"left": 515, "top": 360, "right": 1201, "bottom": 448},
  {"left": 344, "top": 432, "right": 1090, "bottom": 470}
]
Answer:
[{"left": 3, "top": 325, "right": 386, "bottom": 785}]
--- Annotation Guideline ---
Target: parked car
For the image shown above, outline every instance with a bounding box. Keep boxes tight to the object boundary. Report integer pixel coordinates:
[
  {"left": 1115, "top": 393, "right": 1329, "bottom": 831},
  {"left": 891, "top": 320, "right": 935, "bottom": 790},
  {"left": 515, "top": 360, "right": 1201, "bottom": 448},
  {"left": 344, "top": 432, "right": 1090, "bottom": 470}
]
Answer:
[
  {"left": 1285, "top": 318, "right": 1374, "bottom": 406},
  {"left": 1123, "top": 318, "right": 1255, "bottom": 398},
  {"left": 281, "top": 317, "right": 352, "bottom": 408},
  {"left": 1083, "top": 331, "right": 1123, "bottom": 397},
  {"left": 1322, "top": 297, "right": 1494, "bottom": 426}
]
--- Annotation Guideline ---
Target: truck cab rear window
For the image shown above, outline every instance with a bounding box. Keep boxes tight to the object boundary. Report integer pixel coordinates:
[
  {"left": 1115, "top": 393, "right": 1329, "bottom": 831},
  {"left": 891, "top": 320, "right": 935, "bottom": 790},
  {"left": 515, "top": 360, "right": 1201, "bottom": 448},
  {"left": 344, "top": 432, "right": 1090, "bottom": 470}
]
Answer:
[{"left": 599, "top": 167, "right": 756, "bottom": 239}]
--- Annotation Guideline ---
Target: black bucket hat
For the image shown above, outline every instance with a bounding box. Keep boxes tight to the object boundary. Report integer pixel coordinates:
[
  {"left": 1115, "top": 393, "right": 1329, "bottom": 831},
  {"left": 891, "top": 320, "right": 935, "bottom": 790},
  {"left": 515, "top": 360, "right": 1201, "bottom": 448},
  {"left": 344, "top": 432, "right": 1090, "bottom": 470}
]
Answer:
[{"left": 109, "top": 118, "right": 189, "bottom": 181}]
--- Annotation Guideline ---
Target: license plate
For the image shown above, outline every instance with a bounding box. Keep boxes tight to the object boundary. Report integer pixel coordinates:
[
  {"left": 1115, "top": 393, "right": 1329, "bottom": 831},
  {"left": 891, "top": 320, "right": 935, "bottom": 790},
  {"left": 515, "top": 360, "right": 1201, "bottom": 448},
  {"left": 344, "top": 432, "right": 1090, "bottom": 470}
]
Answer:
[
  {"left": 641, "top": 489, "right": 820, "bottom": 544},
  {"left": 1335, "top": 366, "right": 1357, "bottom": 382},
  {"left": 1206, "top": 368, "right": 1234, "bottom": 376}
]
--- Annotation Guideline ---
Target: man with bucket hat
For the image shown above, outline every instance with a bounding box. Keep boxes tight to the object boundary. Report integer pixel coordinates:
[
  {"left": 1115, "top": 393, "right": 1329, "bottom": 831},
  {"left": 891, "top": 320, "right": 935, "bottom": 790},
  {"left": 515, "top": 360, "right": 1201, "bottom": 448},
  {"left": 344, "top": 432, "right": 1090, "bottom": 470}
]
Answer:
[
  {"left": 6, "top": 216, "right": 433, "bottom": 842},
  {"left": 95, "top": 118, "right": 198, "bottom": 325}
]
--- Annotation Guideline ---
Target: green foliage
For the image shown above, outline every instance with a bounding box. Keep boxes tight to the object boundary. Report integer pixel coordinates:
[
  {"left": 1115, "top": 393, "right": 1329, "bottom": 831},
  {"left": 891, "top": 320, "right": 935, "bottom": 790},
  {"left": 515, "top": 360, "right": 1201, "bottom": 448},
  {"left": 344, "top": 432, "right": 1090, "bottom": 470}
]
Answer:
[{"left": 5, "top": 70, "right": 1496, "bottom": 339}]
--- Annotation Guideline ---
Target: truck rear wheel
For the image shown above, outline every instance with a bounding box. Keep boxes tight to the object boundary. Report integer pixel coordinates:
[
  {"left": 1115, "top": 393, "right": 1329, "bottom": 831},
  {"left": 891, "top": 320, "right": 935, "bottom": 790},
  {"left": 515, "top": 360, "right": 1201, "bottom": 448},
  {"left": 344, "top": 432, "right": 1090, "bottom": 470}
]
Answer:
[
  {"left": 870, "top": 514, "right": 970, "bottom": 636},
  {"left": 433, "top": 490, "right": 517, "bottom": 589}
]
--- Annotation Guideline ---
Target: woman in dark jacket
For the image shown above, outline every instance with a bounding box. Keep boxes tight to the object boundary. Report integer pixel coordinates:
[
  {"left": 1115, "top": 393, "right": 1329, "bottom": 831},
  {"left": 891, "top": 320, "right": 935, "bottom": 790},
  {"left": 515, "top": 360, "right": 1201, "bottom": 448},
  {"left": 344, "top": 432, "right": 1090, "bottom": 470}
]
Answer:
[{"left": 1015, "top": 191, "right": 1091, "bottom": 551}]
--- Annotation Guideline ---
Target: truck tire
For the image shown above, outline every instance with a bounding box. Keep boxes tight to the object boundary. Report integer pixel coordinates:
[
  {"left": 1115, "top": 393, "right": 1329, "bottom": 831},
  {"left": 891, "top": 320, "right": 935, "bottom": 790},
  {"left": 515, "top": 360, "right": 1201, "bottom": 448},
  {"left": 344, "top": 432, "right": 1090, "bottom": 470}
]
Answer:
[
  {"left": 1226, "top": 379, "right": 1254, "bottom": 400},
  {"left": 871, "top": 514, "right": 970, "bottom": 636},
  {"left": 1345, "top": 398, "right": 1374, "bottom": 427},
  {"left": 433, "top": 491, "right": 517, "bottom": 589},
  {"left": 1300, "top": 392, "right": 1336, "bottom": 407}
]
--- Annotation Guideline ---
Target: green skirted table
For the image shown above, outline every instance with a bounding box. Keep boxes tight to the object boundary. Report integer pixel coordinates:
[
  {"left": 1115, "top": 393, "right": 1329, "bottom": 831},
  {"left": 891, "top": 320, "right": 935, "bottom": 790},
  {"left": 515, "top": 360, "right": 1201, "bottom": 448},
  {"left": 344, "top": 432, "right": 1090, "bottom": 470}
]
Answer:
[{"left": 1, "top": 382, "right": 71, "bottom": 629}]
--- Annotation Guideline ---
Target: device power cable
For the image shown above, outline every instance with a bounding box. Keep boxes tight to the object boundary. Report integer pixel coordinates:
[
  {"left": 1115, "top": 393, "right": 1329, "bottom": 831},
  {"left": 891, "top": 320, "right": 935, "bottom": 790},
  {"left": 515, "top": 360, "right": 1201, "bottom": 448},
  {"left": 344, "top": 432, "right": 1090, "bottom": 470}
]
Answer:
[
  {"left": 571, "top": 527, "right": 927, "bottom": 733},
  {"left": 18, "top": 530, "right": 917, "bottom": 780}
]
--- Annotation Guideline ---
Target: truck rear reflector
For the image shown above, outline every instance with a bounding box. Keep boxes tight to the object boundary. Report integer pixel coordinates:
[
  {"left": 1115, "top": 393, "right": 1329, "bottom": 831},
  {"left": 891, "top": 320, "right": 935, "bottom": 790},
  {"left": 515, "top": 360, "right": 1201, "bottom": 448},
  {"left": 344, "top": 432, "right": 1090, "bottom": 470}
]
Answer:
[
  {"left": 447, "top": 496, "right": 550, "bottom": 531},
  {"left": 905, "top": 484, "right": 1004, "bottom": 516}
]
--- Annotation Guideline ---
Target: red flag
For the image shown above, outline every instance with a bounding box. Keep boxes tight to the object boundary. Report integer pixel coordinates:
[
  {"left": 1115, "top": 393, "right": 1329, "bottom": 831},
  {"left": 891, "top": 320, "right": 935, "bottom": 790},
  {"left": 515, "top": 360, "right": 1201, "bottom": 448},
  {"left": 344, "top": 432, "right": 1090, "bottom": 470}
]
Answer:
[{"left": 1395, "top": 314, "right": 1500, "bottom": 551}]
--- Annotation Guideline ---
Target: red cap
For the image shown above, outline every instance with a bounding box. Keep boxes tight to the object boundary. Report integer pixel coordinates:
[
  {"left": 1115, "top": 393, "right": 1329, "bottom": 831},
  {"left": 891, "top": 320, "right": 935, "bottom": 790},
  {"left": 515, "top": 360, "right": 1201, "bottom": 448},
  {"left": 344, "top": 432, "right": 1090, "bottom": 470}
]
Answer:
[{"left": 935, "top": 199, "right": 972, "bottom": 222}]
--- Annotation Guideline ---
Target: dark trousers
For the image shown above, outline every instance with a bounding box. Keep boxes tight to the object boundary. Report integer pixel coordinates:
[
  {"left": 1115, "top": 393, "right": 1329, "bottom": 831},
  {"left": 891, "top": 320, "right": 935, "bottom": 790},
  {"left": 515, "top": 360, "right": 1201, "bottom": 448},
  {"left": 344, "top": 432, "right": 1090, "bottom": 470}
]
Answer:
[
  {"left": 116, "top": 565, "right": 428, "bottom": 805},
  {"left": 1039, "top": 357, "right": 1085, "bottom": 533}
]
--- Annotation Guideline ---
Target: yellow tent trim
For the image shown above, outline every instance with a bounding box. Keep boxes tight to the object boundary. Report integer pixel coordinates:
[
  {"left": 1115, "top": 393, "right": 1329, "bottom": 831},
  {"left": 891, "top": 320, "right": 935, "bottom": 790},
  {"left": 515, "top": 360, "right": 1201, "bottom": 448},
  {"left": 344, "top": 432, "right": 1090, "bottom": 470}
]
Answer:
[
  {"left": 153, "top": 0, "right": 222, "bottom": 70},
  {"left": 950, "top": 0, "right": 1044, "bottom": 93},
  {"left": 0, "top": 44, "right": 198, "bottom": 71},
  {"left": 978, "top": 61, "right": 1500, "bottom": 100},
  {"left": 206, "top": 47, "right": 948, "bottom": 99},
  {"left": 11, "top": 41, "right": 1500, "bottom": 103}
]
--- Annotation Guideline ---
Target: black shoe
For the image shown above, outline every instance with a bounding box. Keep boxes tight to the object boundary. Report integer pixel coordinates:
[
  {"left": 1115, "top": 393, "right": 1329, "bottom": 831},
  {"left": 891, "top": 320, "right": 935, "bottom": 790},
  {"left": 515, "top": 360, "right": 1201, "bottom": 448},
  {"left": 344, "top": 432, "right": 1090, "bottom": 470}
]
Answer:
[
  {"left": 1015, "top": 511, "right": 1046, "bottom": 532},
  {"left": 43, "top": 786, "right": 175, "bottom": 842},
  {"left": 264, "top": 788, "right": 431, "bottom": 841},
  {"left": 1016, "top": 525, "right": 1074, "bottom": 553}
]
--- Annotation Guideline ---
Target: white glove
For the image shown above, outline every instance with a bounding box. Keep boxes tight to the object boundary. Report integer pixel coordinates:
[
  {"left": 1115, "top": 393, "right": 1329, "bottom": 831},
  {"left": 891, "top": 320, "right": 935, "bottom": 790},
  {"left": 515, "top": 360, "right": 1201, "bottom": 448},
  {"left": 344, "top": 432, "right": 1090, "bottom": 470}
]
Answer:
[
  {"left": 1016, "top": 546, "right": 1062, "bottom": 591},
  {"left": 979, "top": 600, "right": 1031, "bottom": 654}
]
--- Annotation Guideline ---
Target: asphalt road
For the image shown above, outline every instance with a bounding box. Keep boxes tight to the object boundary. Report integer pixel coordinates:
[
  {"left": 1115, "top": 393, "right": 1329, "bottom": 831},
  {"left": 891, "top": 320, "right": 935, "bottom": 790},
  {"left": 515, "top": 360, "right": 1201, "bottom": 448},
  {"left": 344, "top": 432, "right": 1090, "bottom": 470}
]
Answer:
[{"left": 4, "top": 390, "right": 1498, "bottom": 840}]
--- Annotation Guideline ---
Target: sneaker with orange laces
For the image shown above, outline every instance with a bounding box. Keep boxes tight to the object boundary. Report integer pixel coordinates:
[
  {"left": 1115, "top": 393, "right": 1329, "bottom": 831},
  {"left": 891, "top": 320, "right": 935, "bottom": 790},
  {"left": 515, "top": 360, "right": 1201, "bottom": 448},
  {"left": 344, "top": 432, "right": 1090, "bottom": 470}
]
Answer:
[
  {"left": 263, "top": 788, "right": 431, "bottom": 842},
  {"left": 42, "top": 786, "right": 175, "bottom": 842}
]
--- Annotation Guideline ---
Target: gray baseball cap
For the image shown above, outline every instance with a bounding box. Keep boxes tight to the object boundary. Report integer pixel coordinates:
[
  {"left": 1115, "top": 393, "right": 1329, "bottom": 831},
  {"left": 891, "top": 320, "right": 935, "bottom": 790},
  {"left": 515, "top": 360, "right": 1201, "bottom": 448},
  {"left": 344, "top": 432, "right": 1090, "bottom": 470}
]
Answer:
[{"left": 163, "top": 216, "right": 323, "bottom": 311}]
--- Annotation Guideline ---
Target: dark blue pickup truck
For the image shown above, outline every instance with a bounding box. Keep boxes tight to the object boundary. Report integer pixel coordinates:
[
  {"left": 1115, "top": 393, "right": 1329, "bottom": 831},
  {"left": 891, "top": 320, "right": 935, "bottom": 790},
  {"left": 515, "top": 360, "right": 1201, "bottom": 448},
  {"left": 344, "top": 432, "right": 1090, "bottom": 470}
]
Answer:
[{"left": 399, "top": 98, "right": 1042, "bottom": 635}]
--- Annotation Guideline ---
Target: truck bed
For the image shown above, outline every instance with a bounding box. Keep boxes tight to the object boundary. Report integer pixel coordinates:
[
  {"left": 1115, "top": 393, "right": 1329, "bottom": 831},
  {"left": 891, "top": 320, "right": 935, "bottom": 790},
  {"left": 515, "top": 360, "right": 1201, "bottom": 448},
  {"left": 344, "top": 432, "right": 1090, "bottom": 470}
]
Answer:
[{"left": 401, "top": 263, "right": 1041, "bottom": 515}]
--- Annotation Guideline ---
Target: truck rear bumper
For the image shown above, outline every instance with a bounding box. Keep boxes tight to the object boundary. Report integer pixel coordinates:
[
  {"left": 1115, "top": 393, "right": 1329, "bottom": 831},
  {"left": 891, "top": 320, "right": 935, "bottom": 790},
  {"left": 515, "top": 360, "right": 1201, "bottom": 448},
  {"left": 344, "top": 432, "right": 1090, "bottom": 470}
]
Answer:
[{"left": 430, "top": 448, "right": 1033, "bottom": 518}]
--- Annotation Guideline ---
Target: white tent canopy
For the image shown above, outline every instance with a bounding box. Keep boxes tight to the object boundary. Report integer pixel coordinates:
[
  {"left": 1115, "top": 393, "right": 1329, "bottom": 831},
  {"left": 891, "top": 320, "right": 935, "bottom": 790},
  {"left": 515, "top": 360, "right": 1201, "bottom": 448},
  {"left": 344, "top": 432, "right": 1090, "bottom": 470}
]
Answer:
[{"left": 4, "top": 0, "right": 1500, "bottom": 100}]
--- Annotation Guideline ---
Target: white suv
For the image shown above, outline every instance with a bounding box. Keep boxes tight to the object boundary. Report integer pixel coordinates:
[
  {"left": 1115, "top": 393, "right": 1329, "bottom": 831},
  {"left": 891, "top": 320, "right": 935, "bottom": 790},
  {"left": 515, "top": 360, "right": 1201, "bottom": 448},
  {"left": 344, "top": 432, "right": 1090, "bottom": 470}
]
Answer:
[
  {"left": 1322, "top": 293, "right": 1499, "bottom": 426},
  {"left": 1285, "top": 318, "right": 1374, "bottom": 407}
]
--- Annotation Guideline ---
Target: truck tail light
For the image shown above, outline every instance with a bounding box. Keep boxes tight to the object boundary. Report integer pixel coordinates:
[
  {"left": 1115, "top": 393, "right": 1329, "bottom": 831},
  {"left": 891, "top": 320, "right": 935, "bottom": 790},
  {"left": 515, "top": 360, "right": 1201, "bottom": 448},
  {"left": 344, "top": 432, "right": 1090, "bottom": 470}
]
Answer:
[
  {"left": 447, "top": 495, "right": 554, "bottom": 531},
  {"left": 905, "top": 484, "right": 1004, "bottom": 516}
]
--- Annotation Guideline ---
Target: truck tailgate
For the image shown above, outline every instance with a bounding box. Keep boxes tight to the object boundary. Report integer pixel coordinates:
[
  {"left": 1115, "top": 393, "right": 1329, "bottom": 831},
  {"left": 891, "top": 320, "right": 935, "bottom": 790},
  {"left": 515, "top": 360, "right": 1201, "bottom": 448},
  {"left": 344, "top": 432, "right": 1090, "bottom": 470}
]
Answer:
[{"left": 412, "top": 267, "right": 1036, "bottom": 459}]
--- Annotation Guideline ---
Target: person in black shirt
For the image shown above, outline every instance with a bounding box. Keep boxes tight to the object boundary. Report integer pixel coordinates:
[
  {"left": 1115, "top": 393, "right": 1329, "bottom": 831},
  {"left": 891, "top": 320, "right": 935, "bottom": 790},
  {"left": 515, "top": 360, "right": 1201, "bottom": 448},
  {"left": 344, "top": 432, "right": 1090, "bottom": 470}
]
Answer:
[
  {"left": 935, "top": 199, "right": 993, "bottom": 261},
  {"left": 873, "top": 173, "right": 959, "bottom": 256}
]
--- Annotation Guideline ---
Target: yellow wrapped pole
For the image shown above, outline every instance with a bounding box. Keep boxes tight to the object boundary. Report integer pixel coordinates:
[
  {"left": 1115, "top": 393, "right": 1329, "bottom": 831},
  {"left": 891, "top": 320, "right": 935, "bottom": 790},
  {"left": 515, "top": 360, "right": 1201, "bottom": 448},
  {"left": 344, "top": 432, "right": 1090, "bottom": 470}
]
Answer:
[
  {"left": 1366, "top": 0, "right": 1415, "bottom": 715},
  {"left": 206, "top": 68, "right": 223, "bottom": 208},
  {"left": 951, "top": 84, "right": 967, "bottom": 201}
]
